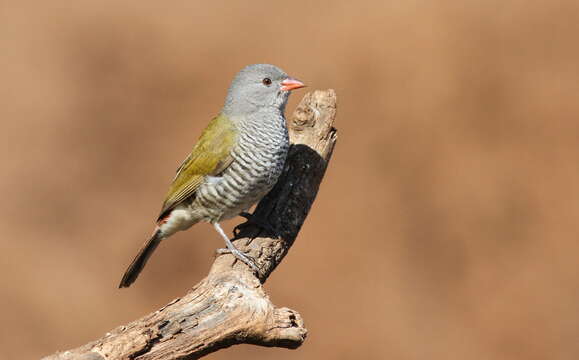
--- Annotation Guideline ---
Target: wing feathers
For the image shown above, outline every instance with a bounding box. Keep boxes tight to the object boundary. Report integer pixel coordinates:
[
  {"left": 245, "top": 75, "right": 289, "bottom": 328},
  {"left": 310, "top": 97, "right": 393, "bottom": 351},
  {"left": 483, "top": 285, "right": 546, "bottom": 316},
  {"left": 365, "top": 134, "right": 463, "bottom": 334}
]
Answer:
[{"left": 157, "top": 114, "right": 237, "bottom": 221}]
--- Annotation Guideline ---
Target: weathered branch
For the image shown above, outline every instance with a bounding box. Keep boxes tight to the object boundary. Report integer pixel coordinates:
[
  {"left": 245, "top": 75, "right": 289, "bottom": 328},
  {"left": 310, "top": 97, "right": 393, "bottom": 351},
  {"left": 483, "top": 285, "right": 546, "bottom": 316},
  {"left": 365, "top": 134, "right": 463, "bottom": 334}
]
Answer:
[{"left": 43, "top": 89, "right": 338, "bottom": 360}]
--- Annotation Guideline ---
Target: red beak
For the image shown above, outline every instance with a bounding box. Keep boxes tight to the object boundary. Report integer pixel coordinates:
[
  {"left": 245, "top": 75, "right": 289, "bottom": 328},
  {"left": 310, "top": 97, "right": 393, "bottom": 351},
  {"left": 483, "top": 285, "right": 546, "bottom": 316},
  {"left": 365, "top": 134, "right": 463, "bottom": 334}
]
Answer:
[{"left": 280, "top": 77, "right": 306, "bottom": 91}]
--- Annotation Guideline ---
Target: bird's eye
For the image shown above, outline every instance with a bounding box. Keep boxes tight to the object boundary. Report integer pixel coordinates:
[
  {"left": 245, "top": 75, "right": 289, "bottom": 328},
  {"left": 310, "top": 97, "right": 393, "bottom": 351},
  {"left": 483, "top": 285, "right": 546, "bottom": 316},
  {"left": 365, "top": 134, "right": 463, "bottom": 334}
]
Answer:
[{"left": 262, "top": 78, "right": 272, "bottom": 86}]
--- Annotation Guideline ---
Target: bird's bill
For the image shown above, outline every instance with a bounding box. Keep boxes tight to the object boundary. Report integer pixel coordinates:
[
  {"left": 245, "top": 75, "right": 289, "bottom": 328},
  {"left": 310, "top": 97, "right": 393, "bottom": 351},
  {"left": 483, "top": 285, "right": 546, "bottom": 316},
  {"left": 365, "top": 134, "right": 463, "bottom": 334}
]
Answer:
[{"left": 280, "top": 77, "right": 306, "bottom": 91}]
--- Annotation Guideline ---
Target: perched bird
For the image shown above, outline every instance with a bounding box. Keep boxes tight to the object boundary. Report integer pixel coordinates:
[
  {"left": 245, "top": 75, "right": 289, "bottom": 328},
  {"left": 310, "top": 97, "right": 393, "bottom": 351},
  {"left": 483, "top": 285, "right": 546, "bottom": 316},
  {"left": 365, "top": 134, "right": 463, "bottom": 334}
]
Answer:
[{"left": 119, "top": 64, "right": 305, "bottom": 288}]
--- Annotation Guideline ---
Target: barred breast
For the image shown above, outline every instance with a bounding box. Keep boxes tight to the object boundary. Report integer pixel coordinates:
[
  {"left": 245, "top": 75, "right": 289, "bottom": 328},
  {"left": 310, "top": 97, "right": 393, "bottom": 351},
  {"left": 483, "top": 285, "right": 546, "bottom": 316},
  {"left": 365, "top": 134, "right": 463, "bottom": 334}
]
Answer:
[{"left": 193, "top": 110, "right": 289, "bottom": 222}]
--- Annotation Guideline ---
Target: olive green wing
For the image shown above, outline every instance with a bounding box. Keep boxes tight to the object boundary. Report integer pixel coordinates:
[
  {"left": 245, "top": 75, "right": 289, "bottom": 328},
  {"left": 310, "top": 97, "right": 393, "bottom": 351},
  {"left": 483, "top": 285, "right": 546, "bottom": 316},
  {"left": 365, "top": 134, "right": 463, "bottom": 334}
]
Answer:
[{"left": 157, "top": 114, "right": 237, "bottom": 221}]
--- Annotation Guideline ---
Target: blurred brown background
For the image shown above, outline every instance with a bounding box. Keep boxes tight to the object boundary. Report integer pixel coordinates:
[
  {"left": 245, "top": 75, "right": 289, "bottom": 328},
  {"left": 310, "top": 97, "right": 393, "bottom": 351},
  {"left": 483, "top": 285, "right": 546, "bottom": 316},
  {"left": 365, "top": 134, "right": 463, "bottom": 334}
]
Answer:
[{"left": 2, "top": 1, "right": 579, "bottom": 359}]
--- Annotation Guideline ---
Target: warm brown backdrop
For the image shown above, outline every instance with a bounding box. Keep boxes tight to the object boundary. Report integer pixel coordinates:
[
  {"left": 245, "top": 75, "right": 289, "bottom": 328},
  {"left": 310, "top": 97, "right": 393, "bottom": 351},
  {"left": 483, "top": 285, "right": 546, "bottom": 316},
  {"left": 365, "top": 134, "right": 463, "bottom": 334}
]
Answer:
[{"left": 2, "top": 1, "right": 579, "bottom": 359}]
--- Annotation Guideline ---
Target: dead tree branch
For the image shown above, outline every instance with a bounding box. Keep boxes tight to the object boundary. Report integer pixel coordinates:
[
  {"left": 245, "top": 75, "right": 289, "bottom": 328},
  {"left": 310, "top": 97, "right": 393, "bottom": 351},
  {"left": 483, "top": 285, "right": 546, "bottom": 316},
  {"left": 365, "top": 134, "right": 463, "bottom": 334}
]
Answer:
[{"left": 43, "top": 89, "right": 338, "bottom": 360}]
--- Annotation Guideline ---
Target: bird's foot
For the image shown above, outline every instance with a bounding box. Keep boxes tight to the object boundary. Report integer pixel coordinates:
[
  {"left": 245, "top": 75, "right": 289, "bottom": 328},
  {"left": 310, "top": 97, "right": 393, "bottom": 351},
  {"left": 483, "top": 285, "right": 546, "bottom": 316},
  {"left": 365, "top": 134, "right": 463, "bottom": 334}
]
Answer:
[
  {"left": 215, "top": 248, "right": 230, "bottom": 255},
  {"left": 216, "top": 243, "right": 259, "bottom": 272},
  {"left": 233, "top": 212, "right": 278, "bottom": 239},
  {"left": 213, "top": 222, "right": 259, "bottom": 272}
]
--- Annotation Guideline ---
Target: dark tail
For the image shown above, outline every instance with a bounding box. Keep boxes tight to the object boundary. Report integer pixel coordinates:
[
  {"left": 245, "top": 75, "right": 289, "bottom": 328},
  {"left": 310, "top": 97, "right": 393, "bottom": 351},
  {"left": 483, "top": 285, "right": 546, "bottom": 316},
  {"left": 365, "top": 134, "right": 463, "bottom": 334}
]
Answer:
[{"left": 119, "top": 230, "right": 163, "bottom": 288}]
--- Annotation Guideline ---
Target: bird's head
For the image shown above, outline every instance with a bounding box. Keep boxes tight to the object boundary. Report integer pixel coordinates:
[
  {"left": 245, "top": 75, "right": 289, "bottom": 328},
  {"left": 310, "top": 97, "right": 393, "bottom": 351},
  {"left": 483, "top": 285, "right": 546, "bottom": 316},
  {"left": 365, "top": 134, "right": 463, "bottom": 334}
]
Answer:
[{"left": 223, "top": 64, "right": 305, "bottom": 116}]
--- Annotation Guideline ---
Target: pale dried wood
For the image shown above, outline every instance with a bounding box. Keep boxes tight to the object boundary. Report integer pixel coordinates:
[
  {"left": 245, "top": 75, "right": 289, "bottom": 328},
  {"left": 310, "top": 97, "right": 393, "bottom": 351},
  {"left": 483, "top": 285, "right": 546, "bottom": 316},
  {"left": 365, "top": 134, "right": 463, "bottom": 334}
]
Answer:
[{"left": 43, "top": 89, "right": 338, "bottom": 360}]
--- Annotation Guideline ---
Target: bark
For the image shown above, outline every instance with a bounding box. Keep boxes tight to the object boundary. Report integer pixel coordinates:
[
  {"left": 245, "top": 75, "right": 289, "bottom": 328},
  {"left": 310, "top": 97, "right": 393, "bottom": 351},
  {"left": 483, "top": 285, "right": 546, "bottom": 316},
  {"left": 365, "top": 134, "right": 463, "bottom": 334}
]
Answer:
[{"left": 43, "top": 89, "right": 338, "bottom": 360}]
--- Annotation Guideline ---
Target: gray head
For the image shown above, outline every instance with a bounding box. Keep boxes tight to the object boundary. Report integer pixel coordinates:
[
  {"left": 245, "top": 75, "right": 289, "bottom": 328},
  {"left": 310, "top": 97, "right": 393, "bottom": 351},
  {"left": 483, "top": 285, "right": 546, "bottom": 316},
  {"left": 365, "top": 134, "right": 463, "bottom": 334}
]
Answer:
[{"left": 222, "top": 64, "right": 305, "bottom": 116}]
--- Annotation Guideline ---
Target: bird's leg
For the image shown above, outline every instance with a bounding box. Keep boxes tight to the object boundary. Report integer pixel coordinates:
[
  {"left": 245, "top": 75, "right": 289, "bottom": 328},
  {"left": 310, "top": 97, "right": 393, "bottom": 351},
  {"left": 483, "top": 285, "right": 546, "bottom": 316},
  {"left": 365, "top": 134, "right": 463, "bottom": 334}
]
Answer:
[
  {"left": 233, "top": 211, "right": 278, "bottom": 239},
  {"left": 213, "top": 222, "right": 259, "bottom": 271}
]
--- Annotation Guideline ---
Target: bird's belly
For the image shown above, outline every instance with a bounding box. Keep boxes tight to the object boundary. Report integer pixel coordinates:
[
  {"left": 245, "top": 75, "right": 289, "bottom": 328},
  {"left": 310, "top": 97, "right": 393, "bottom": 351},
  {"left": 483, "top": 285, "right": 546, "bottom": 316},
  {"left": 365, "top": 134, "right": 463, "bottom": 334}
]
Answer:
[{"left": 193, "top": 146, "right": 287, "bottom": 222}]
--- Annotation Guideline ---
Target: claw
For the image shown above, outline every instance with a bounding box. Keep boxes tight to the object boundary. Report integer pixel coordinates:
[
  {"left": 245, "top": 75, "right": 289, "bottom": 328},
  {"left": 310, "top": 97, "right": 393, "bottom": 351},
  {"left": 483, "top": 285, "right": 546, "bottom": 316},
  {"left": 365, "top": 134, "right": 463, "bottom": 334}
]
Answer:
[
  {"left": 215, "top": 246, "right": 258, "bottom": 271},
  {"left": 213, "top": 222, "right": 259, "bottom": 272},
  {"left": 228, "top": 246, "right": 259, "bottom": 271},
  {"left": 215, "top": 248, "right": 231, "bottom": 255}
]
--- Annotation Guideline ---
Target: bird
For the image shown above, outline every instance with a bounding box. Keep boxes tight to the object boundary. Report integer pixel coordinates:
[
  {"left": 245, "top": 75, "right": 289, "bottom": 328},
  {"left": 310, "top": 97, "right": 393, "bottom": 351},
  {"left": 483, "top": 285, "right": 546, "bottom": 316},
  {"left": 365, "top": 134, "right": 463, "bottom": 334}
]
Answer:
[{"left": 119, "top": 64, "right": 305, "bottom": 288}]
